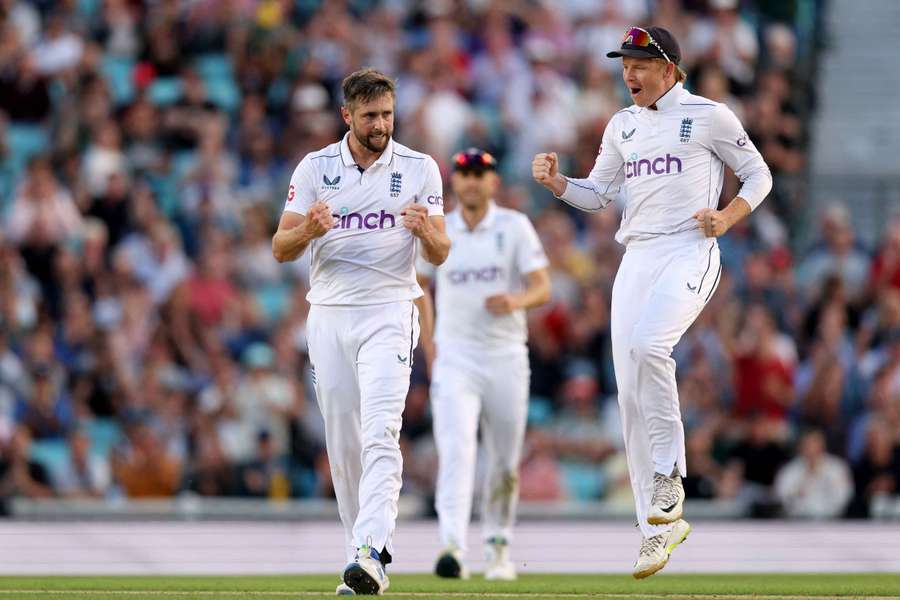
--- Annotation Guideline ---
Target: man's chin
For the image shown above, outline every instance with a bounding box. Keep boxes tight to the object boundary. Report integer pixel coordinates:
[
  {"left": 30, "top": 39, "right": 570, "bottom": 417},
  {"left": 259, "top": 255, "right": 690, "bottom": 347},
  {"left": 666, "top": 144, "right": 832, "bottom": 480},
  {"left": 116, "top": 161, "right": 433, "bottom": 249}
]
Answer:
[{"left": 366, "top": 136, "right": 389, "bottom": 151}]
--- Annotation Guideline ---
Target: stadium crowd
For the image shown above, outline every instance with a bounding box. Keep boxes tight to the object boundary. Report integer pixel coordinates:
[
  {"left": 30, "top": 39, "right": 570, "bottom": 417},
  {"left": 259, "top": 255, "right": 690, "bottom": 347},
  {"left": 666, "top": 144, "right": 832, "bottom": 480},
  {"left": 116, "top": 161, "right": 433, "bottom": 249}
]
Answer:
[{"left": 1, "top": 0, "right": 897, "bottom": 521}]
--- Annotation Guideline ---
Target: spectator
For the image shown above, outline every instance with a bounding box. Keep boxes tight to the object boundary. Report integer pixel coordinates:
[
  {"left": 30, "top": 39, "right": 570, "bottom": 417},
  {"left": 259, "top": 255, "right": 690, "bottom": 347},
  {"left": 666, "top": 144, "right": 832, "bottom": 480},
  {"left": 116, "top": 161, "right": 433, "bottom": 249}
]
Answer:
[
  {"left": 847, "top": 421, "right": 900, "bottom": 518},
  {"left": 774, "top": 429, "right": 853, "bottom": 518},
  {"left": 0, "top": 426, "right": 53, "bottom": 514},
  {"left": 111, "top": 419, "right": 181, "bottom": 498},
  {"left": 52, "top": 427, "right": 111, "bottom": 499}
]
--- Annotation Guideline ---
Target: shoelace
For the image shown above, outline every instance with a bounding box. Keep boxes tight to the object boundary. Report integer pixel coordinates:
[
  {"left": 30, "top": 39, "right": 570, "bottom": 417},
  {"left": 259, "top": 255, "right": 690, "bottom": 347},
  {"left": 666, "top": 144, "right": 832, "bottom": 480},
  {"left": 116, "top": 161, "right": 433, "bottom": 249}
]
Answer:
[
  {"left": 639, "top": 533, "right": 665, "bottom": 557},
  {"left": 650, "top": 473, "right": 681, "bottom": 507}
]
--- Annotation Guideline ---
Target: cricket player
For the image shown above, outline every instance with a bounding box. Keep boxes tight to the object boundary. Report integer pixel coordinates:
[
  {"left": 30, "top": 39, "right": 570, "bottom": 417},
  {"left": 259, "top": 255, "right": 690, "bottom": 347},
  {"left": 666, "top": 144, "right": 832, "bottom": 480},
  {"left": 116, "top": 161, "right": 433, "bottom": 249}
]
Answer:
[
  {"left": 416, "top": 148, "right": 550, "bottom": 581},
  {"left": 272, "top": 68, "right": 451, "bottom": 595},
  {"left": 532, "top": 27, "right": 772, "bottom": 578}
]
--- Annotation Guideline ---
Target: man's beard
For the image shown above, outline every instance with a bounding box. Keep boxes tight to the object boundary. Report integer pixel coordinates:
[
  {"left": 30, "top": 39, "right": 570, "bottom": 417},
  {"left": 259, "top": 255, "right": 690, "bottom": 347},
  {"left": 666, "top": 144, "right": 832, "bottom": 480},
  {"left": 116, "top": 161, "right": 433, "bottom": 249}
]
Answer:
[{"left": 355, "top": 129, "right": 391, "bottom": 153}]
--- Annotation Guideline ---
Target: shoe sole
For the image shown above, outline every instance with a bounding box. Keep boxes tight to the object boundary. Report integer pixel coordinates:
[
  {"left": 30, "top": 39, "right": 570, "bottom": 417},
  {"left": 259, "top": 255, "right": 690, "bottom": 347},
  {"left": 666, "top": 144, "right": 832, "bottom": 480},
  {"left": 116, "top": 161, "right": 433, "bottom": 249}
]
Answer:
[
  {"left": 647, "top": 503, "right": 683, "bottom": 525},
  {"left": 343, "top": 564, "right": 381, "bottom": 595},
  {"left": 633, "top": 522, "right": 691, "bottom": 580},
  {"left": 435, "top": 554, "right": 464, "bottom": 579}
]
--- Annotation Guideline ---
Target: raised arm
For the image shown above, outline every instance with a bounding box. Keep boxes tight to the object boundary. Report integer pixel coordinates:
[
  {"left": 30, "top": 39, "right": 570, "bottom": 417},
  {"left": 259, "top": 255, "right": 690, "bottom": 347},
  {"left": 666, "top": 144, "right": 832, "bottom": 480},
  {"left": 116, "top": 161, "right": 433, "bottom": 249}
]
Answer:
[{"left": 532, "top": 121, "right": 625, "bottom": 212}]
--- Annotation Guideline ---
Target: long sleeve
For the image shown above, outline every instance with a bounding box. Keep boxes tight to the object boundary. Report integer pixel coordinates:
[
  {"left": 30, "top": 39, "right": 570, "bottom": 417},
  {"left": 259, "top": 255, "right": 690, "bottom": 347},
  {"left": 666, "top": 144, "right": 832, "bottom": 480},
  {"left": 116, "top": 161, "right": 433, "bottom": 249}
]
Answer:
[
  {"left": 709, "top": 104, "right": 772, "bottom": 211},
  {"left": 558, "top": 121, "right": 625, "bottom": 212}
]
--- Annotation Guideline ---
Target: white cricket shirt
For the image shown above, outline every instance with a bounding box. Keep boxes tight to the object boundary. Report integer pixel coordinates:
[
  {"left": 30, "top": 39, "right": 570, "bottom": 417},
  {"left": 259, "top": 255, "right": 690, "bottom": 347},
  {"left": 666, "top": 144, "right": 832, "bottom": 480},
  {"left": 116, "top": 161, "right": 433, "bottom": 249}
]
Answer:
[
  {"left": 417, "top": 202, "right": 549, "bottom": 353},
  {"left": 283, "top": 133, "right": 444, "bottom": 306},
  {"left": 559, "top": 82, "right": 772, "bottom": 245}
]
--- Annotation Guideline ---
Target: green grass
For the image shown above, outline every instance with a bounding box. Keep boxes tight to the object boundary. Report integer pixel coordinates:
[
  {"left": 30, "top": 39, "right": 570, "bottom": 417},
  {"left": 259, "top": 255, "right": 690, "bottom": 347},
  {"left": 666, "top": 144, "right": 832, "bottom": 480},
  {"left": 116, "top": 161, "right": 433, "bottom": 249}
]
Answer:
[{"left": 0, "top": 574, "right": 897, "bottom": 599}]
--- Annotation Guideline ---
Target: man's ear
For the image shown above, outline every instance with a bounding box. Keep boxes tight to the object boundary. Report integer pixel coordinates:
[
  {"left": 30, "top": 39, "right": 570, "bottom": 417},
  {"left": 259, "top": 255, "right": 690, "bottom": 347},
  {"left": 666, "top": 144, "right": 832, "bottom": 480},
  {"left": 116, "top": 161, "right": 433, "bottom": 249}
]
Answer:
[{"left": 340, "top": 105, "right": 351, "bottom": 126}]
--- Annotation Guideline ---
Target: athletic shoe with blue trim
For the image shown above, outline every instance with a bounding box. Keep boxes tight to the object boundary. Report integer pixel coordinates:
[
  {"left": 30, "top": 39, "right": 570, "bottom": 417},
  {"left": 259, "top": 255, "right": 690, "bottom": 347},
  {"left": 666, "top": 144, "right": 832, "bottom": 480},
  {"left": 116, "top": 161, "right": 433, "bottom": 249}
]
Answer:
[{"left": 343, "top": 544, "right": 389, "bottom": 595}]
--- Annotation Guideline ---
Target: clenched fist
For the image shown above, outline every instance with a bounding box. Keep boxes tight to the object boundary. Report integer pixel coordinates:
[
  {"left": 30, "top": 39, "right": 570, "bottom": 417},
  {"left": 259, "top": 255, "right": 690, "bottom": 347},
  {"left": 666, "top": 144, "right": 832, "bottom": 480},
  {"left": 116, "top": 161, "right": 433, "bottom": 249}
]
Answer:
[
  {"left": 485, "top": 293, "right": 519, "bottom": 315},
  {"left": 693, "top": 208, "right": 732, "bottom": 238},
  {"left": 532, "top": 152, "right": 567, "bottom": 196},
  {"left": 532, "top": 152, "right": 558, "bottom": 182},
  {"left": 401, "top": 203, "right": 432, "bottom": 238},
  {"left": 304, "top": 201, "right": 334, "bottom": 239}
]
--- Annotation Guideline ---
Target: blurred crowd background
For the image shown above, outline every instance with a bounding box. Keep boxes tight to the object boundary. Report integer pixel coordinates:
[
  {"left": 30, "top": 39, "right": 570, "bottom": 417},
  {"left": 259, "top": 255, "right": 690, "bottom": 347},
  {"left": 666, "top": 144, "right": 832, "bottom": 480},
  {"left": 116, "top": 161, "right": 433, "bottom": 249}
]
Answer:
[{"left": 1, "top": 0, "right": 898, "bottom": 522}]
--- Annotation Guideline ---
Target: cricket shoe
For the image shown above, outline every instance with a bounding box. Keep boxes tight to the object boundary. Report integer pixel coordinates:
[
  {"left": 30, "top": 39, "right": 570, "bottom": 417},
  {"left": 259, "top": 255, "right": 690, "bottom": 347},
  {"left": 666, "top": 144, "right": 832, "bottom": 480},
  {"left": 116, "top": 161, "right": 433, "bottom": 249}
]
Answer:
[
  {"left": 343, "top": 544, "right": 389, "bottom": 595},
  {"left": 434, "top": 547, "right": 469, "bottom": 579},
  {"left": 484, "top": 536, "right": 516, "bottom": 581},
  {"left": 632, "top": 518, "right": 691, "bottom": 579},
  {"left": 647, "top": 471, "right": 684, "bottom": 525}
]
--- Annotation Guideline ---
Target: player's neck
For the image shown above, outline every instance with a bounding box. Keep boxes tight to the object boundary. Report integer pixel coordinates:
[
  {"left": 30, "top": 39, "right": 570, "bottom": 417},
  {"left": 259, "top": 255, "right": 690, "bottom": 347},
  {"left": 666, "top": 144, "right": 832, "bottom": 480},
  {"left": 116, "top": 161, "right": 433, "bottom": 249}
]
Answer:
[
  {"left": 461, "top": 202, "right": 489, "bottom": 230},
  {"left": 347, "top": 133, "right": 385, "bottom": 170}
]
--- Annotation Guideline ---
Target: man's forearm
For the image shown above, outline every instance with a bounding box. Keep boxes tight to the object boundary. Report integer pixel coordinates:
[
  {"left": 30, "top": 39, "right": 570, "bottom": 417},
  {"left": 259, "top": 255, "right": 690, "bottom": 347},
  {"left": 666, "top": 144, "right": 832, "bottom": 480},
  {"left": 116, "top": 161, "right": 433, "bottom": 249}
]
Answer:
[
  {"left": 722, "top": 196, "right": 752, "bottom": 229},
  {"left": 546, "top": 173, "right": 568, "bottom": 197},
  {"left": 418, "top": 228, "right": 451, "bottom": 265},
  {"left": 272, "top": 226, "right": 315, "bottom": 263},
  {"left": 513, "top": 280, "right": 551, "bottom": 310}
]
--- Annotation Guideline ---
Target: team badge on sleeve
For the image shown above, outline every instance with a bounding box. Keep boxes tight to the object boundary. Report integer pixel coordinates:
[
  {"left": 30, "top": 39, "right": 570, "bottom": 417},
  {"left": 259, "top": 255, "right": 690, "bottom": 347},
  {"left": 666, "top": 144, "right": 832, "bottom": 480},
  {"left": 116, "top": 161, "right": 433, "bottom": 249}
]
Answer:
[{"left": 287, "top": 184, "right": 295, "bottom": 202}]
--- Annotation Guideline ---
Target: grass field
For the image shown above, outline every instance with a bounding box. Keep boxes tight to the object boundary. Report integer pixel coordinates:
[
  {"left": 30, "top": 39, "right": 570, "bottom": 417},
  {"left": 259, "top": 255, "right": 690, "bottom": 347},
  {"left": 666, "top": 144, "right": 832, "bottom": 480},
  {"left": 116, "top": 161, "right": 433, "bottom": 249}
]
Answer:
[{"left": 0, "top": 575, "right": 897, "bottom": 600}]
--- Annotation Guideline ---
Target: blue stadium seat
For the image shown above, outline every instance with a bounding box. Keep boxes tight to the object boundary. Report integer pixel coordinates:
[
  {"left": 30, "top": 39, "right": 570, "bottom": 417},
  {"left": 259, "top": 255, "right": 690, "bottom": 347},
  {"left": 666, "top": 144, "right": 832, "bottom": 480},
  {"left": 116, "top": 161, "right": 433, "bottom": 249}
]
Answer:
[
  {"left": 148, "top": 77, "right": 183, "bottom": 106},
  {"left": 561, "top": 462, "right": 606, "bottom": 501},
  {"left": 86, "top": 419, "right": 122, "bottom": 457},
  {"left": 6, "top": 123, "right": 49, "bottom": 165},
  {"left": 29, "top": 439, "right": 70, "bottom": 480},
  {"left": 101, "top": 56, "right": 136, "bottom": 106},
  {"left": 195, "top": 54, "right": 241, "bottom": 113}
]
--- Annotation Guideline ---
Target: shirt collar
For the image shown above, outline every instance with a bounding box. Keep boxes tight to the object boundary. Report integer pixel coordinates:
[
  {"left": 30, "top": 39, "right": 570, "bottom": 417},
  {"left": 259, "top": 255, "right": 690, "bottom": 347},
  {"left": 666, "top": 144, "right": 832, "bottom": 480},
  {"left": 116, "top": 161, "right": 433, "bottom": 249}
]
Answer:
[
  {"left": 339, "top": 132, "right": 394, "bottom": 168},
  {"left": 653, "top": 82, "right": 684, "bottom": 112},
  {"left": 452, "top": 201, "right": 497, "bottom": 232}
]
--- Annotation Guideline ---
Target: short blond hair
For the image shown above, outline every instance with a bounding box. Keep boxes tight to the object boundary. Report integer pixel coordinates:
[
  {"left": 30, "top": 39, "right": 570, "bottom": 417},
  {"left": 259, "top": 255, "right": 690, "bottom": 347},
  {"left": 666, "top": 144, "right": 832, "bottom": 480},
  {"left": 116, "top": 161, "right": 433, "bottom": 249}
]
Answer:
[{"left": 654, "top": 58, "right": 687, "bottom": 83}]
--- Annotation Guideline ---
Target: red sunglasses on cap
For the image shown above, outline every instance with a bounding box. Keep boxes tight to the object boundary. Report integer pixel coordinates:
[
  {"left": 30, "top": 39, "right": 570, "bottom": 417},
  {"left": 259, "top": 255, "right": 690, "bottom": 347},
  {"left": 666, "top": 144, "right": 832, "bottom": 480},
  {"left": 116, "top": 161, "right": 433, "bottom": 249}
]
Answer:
[{"left": 452, "top": 148, "right": 497, "bottom": 172}]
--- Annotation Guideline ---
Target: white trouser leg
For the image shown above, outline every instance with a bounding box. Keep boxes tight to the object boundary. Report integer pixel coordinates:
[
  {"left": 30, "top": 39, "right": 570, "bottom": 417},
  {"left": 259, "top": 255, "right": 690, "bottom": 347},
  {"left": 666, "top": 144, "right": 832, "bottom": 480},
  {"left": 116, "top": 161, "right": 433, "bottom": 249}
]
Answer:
[
  {"left": 432, "top": 354, "right": 481, "bottom": 553},
  {"left": 480, "top": 351, "right": 529, "bottom": 545},
  {"left": 611, "top": 236, "right": 720, "bottom": 538},
  {"left": 307, "top": 305, "right": 363, "bottom": 562},
  {"left": 354, "top": 301, "right": 419, "bottom": 557}
]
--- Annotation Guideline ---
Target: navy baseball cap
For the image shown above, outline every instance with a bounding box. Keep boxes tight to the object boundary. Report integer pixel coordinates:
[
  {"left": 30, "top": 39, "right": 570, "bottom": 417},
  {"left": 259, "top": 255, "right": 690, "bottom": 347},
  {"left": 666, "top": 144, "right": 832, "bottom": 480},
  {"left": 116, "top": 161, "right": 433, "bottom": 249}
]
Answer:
[{"left": 607, "top": 26, "right": 681, "bottom": 65}]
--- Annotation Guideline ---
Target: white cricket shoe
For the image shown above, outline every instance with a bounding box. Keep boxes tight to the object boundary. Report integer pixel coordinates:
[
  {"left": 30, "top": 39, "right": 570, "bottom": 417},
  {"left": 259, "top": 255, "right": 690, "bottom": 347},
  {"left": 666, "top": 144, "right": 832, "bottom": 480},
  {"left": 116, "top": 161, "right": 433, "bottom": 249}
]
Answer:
[
  {"left": 335, "top": 582, "right": 355, "bottom": 595},
  {"left": 632, "top": 519, "right": 691, "bottom": 579},
  {"left": 484, "top": 536, "right": 516, "bottom": 581},
  {"left": 343, "top": 544, "right": 389, "bottom": 595},
  {"left": 434, "top": 547, "right": 469, "bottom": 579},
  {"left": 647, "top": 471, "right": 684, "bottom": 525}
]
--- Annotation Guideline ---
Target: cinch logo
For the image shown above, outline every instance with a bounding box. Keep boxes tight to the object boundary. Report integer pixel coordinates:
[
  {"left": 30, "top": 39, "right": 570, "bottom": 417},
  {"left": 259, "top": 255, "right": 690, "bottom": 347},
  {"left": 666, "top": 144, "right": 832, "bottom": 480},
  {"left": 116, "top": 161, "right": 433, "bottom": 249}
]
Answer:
[
  {"left": 625, "top": 153, "right": 682, "bottom": 179},
  {"left": 332, "top": 209, "right": 396, "bottom": 230},
  {"left": 447, "top": 266, "right": 504, "bottom": 284},
  {"left": 426, "top": 195, "right": 443, "bottom": 206}
]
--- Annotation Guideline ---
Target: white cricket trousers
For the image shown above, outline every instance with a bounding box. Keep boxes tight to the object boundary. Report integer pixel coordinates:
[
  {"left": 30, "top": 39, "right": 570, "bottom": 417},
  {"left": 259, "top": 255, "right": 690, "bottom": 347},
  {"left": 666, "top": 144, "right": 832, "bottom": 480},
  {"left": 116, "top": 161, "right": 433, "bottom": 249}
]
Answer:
[
  {"left": 307, "top": 300, "right": 420, "bottom": 562},
  {"left": 611, "top": 231, "right": 721, "bottom": 539},
  {"left": 431, "top": 348, "right": 530, "bottom": 553}
]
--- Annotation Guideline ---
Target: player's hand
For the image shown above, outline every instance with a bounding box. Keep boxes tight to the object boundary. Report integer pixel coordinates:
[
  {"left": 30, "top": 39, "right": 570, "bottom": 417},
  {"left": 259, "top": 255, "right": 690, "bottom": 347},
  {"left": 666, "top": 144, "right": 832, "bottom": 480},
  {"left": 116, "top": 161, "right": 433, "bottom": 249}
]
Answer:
[
  {"left": 303, "top": 201, "right": 333, "bottom": 239},
  {"left": 485, "top": 294, "right": 519, "bottom": 315},
  {"left": 401, "top": 203, "right": 432, "bottom": 238},
  {"left": 532, "top": 152, "right": 559, "bottom": 185},
  {"left": 693, "top": 208, "right": 731, "bottom": 238}
]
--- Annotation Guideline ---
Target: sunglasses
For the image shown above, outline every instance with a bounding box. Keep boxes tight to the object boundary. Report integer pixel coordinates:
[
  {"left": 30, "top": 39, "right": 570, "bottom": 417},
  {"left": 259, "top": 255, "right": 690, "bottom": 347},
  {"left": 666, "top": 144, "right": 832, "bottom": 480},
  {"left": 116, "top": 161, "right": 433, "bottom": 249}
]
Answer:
[
  {"left": 452, "top": 149, "right": 497, "bottom": 171},
  {"left": 621, "top": 26, "right": 672, "bottom": 64}
]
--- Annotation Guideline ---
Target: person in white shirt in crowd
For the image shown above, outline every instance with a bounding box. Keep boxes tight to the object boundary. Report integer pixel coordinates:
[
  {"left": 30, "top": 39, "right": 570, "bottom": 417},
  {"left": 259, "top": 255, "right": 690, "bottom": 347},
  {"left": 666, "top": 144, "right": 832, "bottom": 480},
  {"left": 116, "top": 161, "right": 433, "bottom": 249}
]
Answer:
[
  {"left": 774, "top": 429, "right": 853, "bottom": 519},
  {"left": 416, "top": 148, "right": 550, "bottom": 582},
  {"left": 272, "top": 68, "right": 450, "bottom": 596},
  {"left": 533, "top": 26, "right": 771, "bottom": 579}
]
